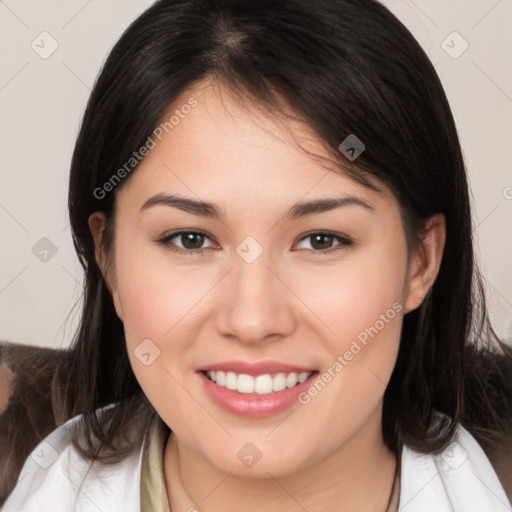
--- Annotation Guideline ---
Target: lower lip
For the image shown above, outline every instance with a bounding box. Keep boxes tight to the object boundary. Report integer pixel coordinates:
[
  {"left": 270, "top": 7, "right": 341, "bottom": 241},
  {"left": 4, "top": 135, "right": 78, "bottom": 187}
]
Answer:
[{"left": 197, "top": 371, "right": 318, "bottom": 418}]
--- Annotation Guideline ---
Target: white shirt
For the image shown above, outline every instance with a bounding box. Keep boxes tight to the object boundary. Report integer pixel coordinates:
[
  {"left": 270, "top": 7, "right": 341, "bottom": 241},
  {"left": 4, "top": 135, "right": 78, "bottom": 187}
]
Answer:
[{"left": 3, "top": 408, "right": 511, "bottom": 511}]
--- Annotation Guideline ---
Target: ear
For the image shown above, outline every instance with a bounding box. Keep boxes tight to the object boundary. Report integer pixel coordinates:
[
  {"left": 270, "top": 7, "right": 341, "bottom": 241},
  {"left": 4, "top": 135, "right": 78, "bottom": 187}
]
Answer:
[
  {"left": 404, "top": 213, "right": 446, "bottom": 314},
  {"left": 88, "top": 212, "right": 124, "bottom": 321}
]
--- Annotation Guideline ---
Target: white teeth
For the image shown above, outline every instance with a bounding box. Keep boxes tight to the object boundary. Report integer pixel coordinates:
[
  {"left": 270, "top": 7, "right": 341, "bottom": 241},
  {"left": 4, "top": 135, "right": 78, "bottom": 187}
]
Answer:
[
  {"left": 216, "top": 371, "right": 225, "bottom": 386},
  {"left": 286, "top": 372, "right": 298, "bottom": 388},
  {"left": 272, "top": 372, "right": 287, "bottom": 392},
  {"left": 237, "top": 374, "right": 254, "bottom": 393},
  {"left": 254, "top": 374, "right": 273, "bottom": 394},
  {"left": 225, "top": 371, "right": 238, "bottom": 390},
  {"left": 205, "top": 370, "right": 312, "bottom": 394}
]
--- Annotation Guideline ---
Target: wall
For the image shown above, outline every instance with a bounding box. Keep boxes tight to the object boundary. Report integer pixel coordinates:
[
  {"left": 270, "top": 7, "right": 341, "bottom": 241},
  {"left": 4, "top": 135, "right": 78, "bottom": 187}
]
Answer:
[{"left": 0, "top": 0, "right": 510, "bottom": 348}]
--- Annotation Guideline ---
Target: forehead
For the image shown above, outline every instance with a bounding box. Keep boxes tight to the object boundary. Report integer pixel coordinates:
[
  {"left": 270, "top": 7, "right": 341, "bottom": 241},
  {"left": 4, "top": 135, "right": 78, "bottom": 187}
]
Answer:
[{"left": 117, "top": 82, "right": 392, "bottom": 213}]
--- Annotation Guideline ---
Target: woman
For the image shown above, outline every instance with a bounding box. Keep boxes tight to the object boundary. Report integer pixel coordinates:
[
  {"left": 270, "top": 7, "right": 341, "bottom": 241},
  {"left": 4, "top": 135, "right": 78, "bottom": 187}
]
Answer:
[{"left": 4, "top": 0, "right": 512, "bottom": 510}]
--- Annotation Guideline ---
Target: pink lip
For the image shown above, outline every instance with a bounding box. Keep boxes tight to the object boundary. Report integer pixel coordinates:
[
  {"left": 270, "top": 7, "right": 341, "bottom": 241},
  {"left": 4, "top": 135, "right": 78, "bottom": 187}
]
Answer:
[
  {"left": 197, "top": 360, "right": 316, "bottom": 376},
  {"left": 197, "top": 369, "right": 319, "bottom": 419}
]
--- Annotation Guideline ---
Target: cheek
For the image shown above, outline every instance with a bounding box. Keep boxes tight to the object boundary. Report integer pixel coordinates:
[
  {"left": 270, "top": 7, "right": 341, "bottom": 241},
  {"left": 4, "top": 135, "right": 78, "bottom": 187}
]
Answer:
[
  {"left": 112, "top": 238, "right": 207, "bottom": 343},
  {"left": 291, "top": 241, "right": 407, "bottom": 421},
  {"left": 294, "top": 242, "right": 407, "bottom": 350}
]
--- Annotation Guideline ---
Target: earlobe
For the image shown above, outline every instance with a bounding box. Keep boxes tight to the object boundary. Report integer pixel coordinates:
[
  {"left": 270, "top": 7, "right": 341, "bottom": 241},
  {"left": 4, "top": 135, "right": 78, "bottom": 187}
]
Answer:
[{"left": 404, "top": 213, "right": 446, "bottom": 314}]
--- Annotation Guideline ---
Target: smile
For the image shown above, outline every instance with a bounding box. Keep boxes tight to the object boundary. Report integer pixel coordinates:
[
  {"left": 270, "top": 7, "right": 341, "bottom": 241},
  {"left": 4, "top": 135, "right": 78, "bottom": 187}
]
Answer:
[
  {"left": 197, "top": 363, "right": 319, "bottom": 418},
  {"left": 204, "top": 370, "right": 312, "bottom": 395}
]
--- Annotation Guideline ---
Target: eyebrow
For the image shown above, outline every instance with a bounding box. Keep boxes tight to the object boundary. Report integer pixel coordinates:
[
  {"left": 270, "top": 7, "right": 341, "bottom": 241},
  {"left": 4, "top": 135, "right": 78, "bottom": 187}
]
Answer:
[{"left": 140, "top": 193, "right": 375, "bottom": 220}]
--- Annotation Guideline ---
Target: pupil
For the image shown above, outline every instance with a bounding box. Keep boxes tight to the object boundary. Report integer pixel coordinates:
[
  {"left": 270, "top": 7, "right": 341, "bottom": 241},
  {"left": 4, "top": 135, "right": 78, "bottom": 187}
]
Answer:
[
  {"left": 183, "top": 233, "right": 204, "bottom": 249},
  {"left": 312, "top": 234, "right": 332, "bottom": 250}
]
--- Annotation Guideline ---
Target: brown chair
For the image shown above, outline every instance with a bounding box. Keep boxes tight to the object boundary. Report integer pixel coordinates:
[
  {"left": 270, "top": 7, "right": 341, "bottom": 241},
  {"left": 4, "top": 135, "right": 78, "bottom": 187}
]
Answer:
[{"left": 0, "top": 341, "right": 70, "bottom": 505}]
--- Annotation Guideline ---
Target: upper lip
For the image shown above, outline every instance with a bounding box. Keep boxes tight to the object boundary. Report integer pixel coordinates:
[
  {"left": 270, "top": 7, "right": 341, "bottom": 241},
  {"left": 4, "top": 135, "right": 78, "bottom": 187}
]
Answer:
[{"left": 197, "top": 360, "right": 317, "bottom": 376}]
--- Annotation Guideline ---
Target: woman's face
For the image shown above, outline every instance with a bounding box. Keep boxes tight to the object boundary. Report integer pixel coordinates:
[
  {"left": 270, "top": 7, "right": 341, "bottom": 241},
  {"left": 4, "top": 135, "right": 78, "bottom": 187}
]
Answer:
[{"left": 92, "top": 82, "right": 437, "bottom": 478}]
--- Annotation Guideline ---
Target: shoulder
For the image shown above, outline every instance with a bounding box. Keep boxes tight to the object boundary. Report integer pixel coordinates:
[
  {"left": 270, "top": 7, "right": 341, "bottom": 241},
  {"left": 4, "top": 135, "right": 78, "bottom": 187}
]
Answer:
[
  {"left": 399, "top": 418, "right": 512, "bottom": 511},
  {"left": 3, "top": 403, "right": 146, "bottom": 512},
  {"left": 481, "top": 429, "right": 512, "bottom": 505}
]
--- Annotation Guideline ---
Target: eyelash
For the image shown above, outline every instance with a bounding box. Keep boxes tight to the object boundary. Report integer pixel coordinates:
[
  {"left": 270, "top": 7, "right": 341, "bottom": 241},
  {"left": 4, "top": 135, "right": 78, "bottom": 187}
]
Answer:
[{"left": 156, "top": 230, "right": 354, "bottom": 256}]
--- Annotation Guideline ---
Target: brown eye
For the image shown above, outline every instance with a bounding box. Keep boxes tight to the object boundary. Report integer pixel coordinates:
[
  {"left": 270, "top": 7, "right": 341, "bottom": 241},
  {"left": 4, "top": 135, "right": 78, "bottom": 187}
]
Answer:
[
  {"left": 295, "top": 232, "right": 353, "bottom": 254},
  {"left": 177, "top": 232, "right": 206, "bottom": 250},
  {"left": 157, "top": 230, "right": 216, "bottom": 254}
]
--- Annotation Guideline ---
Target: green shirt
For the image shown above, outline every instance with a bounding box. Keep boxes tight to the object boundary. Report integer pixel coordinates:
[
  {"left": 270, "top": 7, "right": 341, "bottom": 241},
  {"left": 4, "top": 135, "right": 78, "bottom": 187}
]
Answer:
[{"left": 140, "top": 414, "right": 172, "bottom": 512}]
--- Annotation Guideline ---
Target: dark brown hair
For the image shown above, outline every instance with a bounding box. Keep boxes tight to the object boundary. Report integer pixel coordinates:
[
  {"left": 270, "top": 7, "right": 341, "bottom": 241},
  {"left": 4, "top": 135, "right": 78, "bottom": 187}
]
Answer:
[{"left": 51, "top": 0, "right": 512, "bottom": 466}]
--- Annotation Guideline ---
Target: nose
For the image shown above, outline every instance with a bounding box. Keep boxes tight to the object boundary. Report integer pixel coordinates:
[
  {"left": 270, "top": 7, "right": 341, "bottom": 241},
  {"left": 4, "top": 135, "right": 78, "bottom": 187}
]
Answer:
[{"left": 214, "top": 248, "right": 297, "bottom": 346}]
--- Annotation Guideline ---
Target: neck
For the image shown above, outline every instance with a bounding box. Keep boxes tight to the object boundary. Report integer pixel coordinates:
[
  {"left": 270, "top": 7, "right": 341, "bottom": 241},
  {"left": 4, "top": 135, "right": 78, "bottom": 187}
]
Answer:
[{"left": 164, "top": 405, "right": 398, "bottom": 512}]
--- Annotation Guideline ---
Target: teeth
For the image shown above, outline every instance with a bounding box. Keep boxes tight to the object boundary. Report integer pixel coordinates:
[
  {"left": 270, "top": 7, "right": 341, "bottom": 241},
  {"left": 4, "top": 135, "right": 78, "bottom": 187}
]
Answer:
[
  {"left": 298, "top": 372, "right": 309, "bottom": 383},
  {"left": 254, "top": 374, "right": 273, "bottom": 394},
  {"left": 225, "top": 372, "right": 238, "bottom": 390},
  {"left": 286, "top": 372, "right": 298, "bottom": 388},
  {"left": 272, "top": 373, "right": 287, "bottom": 392},
  {"left": 238, "top": 374, "right": 255, "bottom": 393},
  {"left": 205, "top": 370, "right": 312, "bottom": 394},
  {"left": 216, "top": 371, "right": 225, "bottom": 386}
]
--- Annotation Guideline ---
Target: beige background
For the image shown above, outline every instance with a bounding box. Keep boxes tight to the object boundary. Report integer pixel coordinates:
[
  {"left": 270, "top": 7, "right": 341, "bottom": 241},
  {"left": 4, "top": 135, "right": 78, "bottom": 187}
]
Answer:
[{"left": 0, "top": 0, "right": 511, "bottom": 348}]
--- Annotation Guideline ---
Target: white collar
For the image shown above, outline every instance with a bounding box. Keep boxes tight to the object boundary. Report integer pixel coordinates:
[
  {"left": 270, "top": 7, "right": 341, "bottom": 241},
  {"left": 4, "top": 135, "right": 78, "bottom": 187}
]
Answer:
[
  {"left": 399, "top": 419, "right": 511, "bottom": 511},
  {"left": 4, "top": 407, "right": 510, "bottom": 511}
]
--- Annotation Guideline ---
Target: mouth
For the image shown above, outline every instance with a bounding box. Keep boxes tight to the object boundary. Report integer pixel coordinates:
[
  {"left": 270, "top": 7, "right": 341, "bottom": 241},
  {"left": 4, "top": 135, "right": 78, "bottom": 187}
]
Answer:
[
  {"left": 196, "top": 362, "right": 319, "bottom": 418},
  {"left": 202, "top": 369, "right": 314, "bottom": 395}
]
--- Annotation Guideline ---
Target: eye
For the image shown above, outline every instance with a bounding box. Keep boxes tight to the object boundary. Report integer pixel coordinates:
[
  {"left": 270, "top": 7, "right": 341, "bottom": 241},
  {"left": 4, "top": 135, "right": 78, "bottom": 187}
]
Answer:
[
  {"left": 157, "top": 230, "right": 353, "bottom": 256},
  {"left": 157, "top": 230, "right": 217, "bottom": 255},
  {"left": 293, "top": 231, "right": 354, "bottom": 254}
]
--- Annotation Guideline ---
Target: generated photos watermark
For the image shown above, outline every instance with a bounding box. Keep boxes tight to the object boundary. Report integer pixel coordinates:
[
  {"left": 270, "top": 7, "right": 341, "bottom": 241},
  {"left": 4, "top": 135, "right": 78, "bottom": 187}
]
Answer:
[
  {"left": 298, "top": 301, "right": 403, "bottom": 405},
  {"left": 93, "top": 97, "right": 198, "bottom": 200}
]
